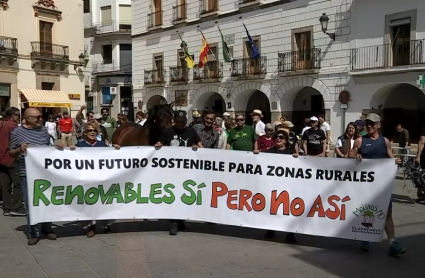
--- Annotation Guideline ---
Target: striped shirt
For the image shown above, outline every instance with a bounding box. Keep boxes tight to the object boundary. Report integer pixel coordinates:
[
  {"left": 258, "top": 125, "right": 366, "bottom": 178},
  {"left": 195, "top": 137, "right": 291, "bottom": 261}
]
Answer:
[{"left": 9, "top": 125, "right": 51, "bottom": 176}]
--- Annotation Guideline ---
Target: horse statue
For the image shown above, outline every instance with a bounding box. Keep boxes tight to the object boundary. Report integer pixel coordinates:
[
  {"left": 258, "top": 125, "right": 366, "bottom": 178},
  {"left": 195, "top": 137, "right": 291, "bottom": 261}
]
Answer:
[{"left": 112, "top": 103, "right": 174, "bottom": 146}]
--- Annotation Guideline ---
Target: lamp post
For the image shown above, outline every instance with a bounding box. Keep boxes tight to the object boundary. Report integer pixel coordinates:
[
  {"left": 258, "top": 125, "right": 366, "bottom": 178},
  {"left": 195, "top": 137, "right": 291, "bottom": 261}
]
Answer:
[
  {"left": 319, "top": 13, "right": 336, "bottom": 41},
  {"left": 78, "top": 53, "right": 85, "bottom": 67}
]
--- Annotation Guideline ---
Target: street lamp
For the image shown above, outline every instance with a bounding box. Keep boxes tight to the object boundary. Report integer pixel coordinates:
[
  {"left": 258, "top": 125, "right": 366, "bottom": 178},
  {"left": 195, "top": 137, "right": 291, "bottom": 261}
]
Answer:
[
  {"left": 319, "top": 13, "right": 336, "bottom": 41},
  {"left": 78, "top": 53, "right": 85, "bottom": 66}
]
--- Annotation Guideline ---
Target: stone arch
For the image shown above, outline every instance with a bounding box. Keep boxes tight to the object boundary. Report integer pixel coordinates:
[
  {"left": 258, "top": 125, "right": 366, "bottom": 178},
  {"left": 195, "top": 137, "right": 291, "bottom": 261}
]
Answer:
[
  {"left": 231, "top": 81, "right": 273, "bottom": 111},
  {"left": 144, "top": 88, "right": 167, "bottom": 111},
  {"left": 191, "top": 84, "right": 227, "bottom": 109}
]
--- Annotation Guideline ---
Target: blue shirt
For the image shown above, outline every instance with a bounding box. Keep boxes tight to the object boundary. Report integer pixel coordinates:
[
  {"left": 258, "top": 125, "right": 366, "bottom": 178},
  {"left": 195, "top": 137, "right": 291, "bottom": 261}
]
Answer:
[
  {"left": 359, "top": 134, "right": 387, "bottom": 159},
  {"left": 76, "top": 140, "right": 107, "bottom": 147}
]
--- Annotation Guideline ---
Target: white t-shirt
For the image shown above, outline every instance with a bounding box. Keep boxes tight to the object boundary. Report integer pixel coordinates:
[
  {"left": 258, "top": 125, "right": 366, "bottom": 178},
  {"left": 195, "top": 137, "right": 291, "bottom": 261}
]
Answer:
[
  {"left": 254, "top": 120, "right": 266, "bottom": 137},
  {"left": 336, "top": 138, "right": 355, "bottom": 149},
  {"left": 45, "top": 121, "right": 56, "bottom": 135},
  {"left": 301, "top": 126, "right": 311, "bottom": 136},
  {"left": 137, "top": 119, "right": 147, "bottom": 126},
  {"left": 320, "top": 122, "right": 331, "bottom": 138}
]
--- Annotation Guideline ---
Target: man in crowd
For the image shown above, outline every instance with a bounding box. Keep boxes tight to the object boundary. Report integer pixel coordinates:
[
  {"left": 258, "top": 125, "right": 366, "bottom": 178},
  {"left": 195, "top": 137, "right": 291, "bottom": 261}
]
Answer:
[
  {"left": 391, "top": 124, "right": 410, "bottom": 149},
  {"left": 0, "top": 107, "right": 25, "bottom": 217},
  {"left": 155, "top": 110, "right": 203, "bottom": 235},
  {"left": 222, "top": 112, "right": 230, "bottom": 129},
  {"left": 100, "top": 108, "right": 117, "bottom": 142},
  {"left": 58, "top": 111, "right": 73, "bottom": 147},
  {"left": 252, "top": 109, "right": 265, "bottom": 137},
  {"left": 192, "top": 110, "right": 219, "bottom": 149},
  {"left": 350, "top": 113, "right": 406, "bottom": 256},
  {"left": 318, "top": 114, "right": 331, "bottom": 157},
  {"left": 75, "top": 105, "right": 94, "bottom": 131},
  {"left": 300, "top": 118, "right": 311, "bottom": 135},
  {"left": 302, "top": 116, "right": 326, "bottom": 157},
  {"left": 9, "top": 108, "right": 56, "bottom": 245},
  {"left": 227, "top": 114, "right": 259, "bottom": 153},
  {"left": 189, "top": 109, "right": 201, "bottom": 127}
]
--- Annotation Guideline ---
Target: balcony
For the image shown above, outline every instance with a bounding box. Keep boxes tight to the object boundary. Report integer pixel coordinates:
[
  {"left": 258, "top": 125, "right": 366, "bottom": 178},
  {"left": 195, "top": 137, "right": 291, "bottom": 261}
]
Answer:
[
  {"left": 148, "top": 11, "right": 163, "bottom": 29},
  {"left": 92, "top": 21, "right": 131, "bottom": 35},
  {"left": 0, "top": 36, "right": 18, "bottom": 65},
  {"left": 231, "top": 57, "right": 267, "bottom": 78},
  {"left": 278, "top": 48, "right": 321, "bottom": 74},
  {"left": 173, "top": 4, "right": 187, "bottom": 23},
  {"left": 194, "top": 61, "right": 223, "bottom": 81},
  {"left": 200, "top": 0, "right": 218, "bottom": 15},
  {"left": 92, "top": 61, "right": 132, "bottom": 75},
  {"left": 170, "top": 66, "right": 188, "bottom": 82},
  {"left": 144, "top": 69, "right": 166, "bottom": 85},
  {"left": 30, "top": 42, "right": 69, "bottom": 70},
  {"left": 350, "top": 39, "right": 425, "bottom": 72}
]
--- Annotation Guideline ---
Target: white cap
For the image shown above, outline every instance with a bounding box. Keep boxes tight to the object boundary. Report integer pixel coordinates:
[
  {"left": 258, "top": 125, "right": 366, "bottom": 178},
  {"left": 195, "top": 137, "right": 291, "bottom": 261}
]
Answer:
[
  {"left": 94, "top": 114, "right": 102, "bottom": 120},
  {"left": 223, "top": 112, "right": 230, "bottom": 117},
  {"left": 310, "top": 116, "right": 319, "bottom": 122}
]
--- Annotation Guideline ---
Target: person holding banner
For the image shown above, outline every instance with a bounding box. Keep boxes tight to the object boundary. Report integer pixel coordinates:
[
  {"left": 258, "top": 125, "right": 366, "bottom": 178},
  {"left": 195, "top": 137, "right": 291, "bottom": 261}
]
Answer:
[
  {"left": 350, "top": 113, "right": 406, "bottom": 256},
  {"left": 155, "top": 110, "right": 203, "bottom": 235},
  {"left": 9, "top": 108, "right": 56, "bottom": 245},
  {"left": 264, "top": 128, "right": 298, "bottom": 243}
]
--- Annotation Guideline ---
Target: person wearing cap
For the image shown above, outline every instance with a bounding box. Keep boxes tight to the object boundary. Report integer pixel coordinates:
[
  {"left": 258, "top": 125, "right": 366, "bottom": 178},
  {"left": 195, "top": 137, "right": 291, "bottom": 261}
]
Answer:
[
  {"left": 222, "top": 112, "right": 231, "bottom": 129},
  {"left": 350, "top": 113, "right": 406, "bottom": 256},
  {"left": 58, "top": 111, "right": 73, "bottom": 147},
  {"left": 274, "top": 121, "right": 283, "bottom": 131},
  {"left": 192, "top": 110, "right": 219, "bottom": 149},
  {"left": 283, "top": 121, "right": 299, "bottom": 155},
  {"left": 318, "top": 114, "right": 331, "bottom": 157},
  {"left": 189, "top": 109, "right": 202, "bottom": 127},
  {"left": 302, "top": 116, "right": 326, "bottom": 157},
  {"left": 227, "top": 114, "right": 259, "bottom": 153},
  {"left": 263, "top": 128, "right": 298, "bottom": 243},
  {"left": 354, "top": 119, "right": 367, "bottom": 136},
  {"left": 252, "top": 109, "right": 266, "bottom": 137},
  {"left": 155, "top": 110, "right": 203, "bottom": 235}
]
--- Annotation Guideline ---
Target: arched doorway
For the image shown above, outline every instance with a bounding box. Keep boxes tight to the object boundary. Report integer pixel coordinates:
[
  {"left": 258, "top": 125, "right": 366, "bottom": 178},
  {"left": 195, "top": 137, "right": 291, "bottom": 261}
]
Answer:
[
  {"left": 194, "top": 92, "right": 226, "bottom": 117},
  {"left": 146, "top": 95, "right": 167, "bottom": 111},
  {"left": 246, "top": 90, "right": 271, "bottom": 125},
  {"left": 371, "top": 84, "right": 425, "bottom": 141},
  {"left": 292, "top": 87, "right": 324, "bottom": 134}
]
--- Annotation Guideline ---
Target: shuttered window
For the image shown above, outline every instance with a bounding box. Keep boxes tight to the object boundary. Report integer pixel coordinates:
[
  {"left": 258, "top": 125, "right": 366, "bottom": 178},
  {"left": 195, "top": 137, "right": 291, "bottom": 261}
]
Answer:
[
  {"left": 119, "top": 5, "right": 131, "bottom": 22},
  {"left": 101, "top": 6, "right": 112, "bottom": 24}
]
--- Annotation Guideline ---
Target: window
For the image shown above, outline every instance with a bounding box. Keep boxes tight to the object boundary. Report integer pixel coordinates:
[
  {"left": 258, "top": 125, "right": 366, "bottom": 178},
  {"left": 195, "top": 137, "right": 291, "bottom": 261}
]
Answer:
[
  {"left": 391, "top": 19, "right": 411, "bottom": 66},
  {"left": 243, "top": 37, "right": 261, "bottom": 74},
  {"left": 101, "top": 6, "right": 112, "bottom": 24},
  {"left": 203, "top": 0, "right": 217, "bottom": 12},
  {"left": 294, "top": 31, "right": 312, "bottom": 70},
  {"left": 177, "top": 50, "right": 186, "bottom": 67},
  {"left": 153, "top": 0, "right": 162, "bottom": 26},
  {"left": 102, "top": 87, "right": 113, "bottom": 105},
  {"left": 102, "top": 45, "right": 113, "bottom": 64},
  {"left": 154, "top": 54, "right": 164, "bottom": 82},
  {"left": 42, "top": 82, "right": 54, "bottom": 90},
  {"left": 175, "top": 90, "right": 188, "bottom": 106},
  {"left": 39, "top": 21, "right": 53, "bottom": 55},
  {"left": 119, "top": 5, "right": 131, "bottom": 22},
  {"left": 83, "top": 0, "right": 90, "bottom": 13},
  {"left": 154, "top": 55, "right": 163, "bottom": 71}
]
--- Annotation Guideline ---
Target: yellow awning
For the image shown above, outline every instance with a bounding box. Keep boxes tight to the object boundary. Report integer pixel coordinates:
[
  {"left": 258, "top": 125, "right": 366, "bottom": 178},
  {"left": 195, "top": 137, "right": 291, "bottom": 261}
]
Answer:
[{"left": 19, "top": 89, "right": 73, "bottom": 108}]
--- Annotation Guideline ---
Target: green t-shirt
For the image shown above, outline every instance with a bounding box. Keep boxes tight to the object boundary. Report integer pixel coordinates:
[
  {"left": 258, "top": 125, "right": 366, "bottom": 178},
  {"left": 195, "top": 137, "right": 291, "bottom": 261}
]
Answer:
[
  {"left": 102, "top": 116, "right": 117, "bottom": 141},
  {"left": 359, "top": 130, "right": 367, "bottom": 136},
  {"left": 227, "top": 125, "right": 257, "bottom": 151}
]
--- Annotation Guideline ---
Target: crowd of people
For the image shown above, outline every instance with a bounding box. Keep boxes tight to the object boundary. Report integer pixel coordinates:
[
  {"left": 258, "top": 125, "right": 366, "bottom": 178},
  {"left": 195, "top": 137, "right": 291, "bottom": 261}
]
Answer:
[{"left": 0, "top": 105, "right": 414, "bottom": 257}]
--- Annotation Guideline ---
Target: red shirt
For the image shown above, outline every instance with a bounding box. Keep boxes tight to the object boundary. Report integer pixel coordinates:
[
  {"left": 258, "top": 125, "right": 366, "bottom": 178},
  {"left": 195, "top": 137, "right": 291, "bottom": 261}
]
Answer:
[
  {"left": 0, "top": 119, "right": 18, "bottom": 166},
  {"left": 257, "top": 135, "right": 274, "bottom": 152},
  {"left": 59, "top": 118, "right": 73, "bottom": 133}
]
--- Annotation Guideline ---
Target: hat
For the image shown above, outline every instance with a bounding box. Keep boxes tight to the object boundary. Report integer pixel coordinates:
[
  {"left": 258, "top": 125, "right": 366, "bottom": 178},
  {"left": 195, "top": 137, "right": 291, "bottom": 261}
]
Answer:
[
  {"left": 272, "top": 128, "right": 289, "bottom": 139},
  {"left": 192, "top": 109, "right": 201, "bottom": 118},
  {"left": 354, "top": 120, "right": 364, "bottom": 127},
  {"left": 282, "top": 121, "right": 294, "bottom": 128},
  {"left": 252, "top": 109, "right": 263, "bottom": 117},
  {"left": 274, "top": 121, "right": 283, "bottom": 127},
  {"left": 223, "top": 112, "right": 231, "bottom": 117},
  {"left": 174, "top": 110, "right": 187, "bottom": 121},
  {"left": 310, "top": 116, "right": 319, "bottom": 122},
  {"left": 366, "top": 113, "right": 381, "bottom": 123},
  {"left": 93, "top": 114, "right": 102, "bottom": 120}
]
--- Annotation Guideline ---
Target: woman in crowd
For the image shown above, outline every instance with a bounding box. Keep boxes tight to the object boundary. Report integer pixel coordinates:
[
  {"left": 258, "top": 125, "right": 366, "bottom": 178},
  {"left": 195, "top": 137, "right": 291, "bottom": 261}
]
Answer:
[
  {"left": 335, "top": 122, "right": 359, "bottom": 158},
  {"left": 257, "top": 123, "right": 275, "bottom": 152},
  {"left": 263, "top": 128, "right": 298, "bottom": 243},
  {"left": 136, "top": 111, "right": 147, "bottom": 126},
  {"left": 94, "top": 114, "right": 109, "bottom": 145},
  {"left": 45, "top": 115, "right": 57, "bottom": 145}
]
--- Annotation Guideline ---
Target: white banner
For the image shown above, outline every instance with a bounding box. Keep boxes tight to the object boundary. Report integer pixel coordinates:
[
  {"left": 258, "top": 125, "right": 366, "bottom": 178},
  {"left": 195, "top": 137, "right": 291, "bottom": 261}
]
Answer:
[{"left": 26, "top": 146, "right": 396, "bottom": 242}]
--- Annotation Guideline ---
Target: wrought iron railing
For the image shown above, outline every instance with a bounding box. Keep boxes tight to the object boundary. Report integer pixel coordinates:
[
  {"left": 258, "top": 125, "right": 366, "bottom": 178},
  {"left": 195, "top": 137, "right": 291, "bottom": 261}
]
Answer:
[
  {"left": 193, "top": 61, "right": 223, "bottom": 80},
  {"left": 351, "top": 39, "right": 425, "bottom": 71},
  {"left": 92, "top": 21, "right": 132, "bottom": 35},
  {"left": 30, "top": 42, "right": 69, "bottom": 61},
  {"left": 278, "top": 48, "right": 321, "bottom": 72},
  {"left": 0, "top": 36, "right": 18, "bottom": 55},
  {"left": 231, "top": 57, "right": 267, "bottom": 77},
  {"left": 200, "top": 0, "right": 218, "bottom": 15},
  {"left": 173, "top": 4, "right": 187, "bottom": 23},
  {"left": 148, "top": 11, "right": 163, "bottom": 28},
  {"left": 170, "top": 66, "right": 188, "bottom": 82},
  {"left": 92, "top": 60, "right": 132, "bottom": 74},
  {"left": 144, "top": 69, "right": 166, "bottom": 84}
]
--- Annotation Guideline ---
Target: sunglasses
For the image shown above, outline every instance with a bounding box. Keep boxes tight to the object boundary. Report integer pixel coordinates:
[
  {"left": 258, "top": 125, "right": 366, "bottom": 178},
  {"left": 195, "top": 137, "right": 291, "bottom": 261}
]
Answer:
[
  {"left": 236, "top": 119, "right": 244, "bottom": 122},
  {"left": 85, "top": 129, "right": 97, "bottom": 133},
  {"left": 365, "top": 120, "right": 378, "bottom": 126},
  {"left": 275, "top": 135, "right": 286, "bottom": 140}
]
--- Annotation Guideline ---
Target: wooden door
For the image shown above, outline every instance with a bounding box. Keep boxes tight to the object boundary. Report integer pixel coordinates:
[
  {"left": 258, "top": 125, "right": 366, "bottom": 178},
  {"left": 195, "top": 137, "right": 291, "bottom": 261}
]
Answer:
[
  {"left": 154, "top": 0, "right": 162, "bottom": 26},
  {"left": 154, "top": 56, "right": 163, "bottom": 82},
  {"left": 39, "top": 21, "right": 53, "bottom": 57},
  {"left": 208, "top": 0, "right": 216, "bottom": 11},
  {"left": 295, "top": 32, "right": 311, "bottom": 70},
  {"left": 245, "top": 39, "right": 259, "bottom": 75},
  {"left": 392, "top": 24, "right": 410, "bottom": 66}
]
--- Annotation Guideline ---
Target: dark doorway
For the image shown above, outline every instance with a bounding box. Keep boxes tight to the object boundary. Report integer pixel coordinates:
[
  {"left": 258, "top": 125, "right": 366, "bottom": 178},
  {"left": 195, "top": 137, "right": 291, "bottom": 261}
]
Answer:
[
  {"left": 120, "top": 44, "right": 132, "bottom": 69},
  {"left": 120, "top": 86, "right": 133, "bottom": 121},
  {"left": 246, "top": 90, "right": 271, "bottom": 125},
  {"left": 311, "top": 95, "right": 324, "bottom": 116}
]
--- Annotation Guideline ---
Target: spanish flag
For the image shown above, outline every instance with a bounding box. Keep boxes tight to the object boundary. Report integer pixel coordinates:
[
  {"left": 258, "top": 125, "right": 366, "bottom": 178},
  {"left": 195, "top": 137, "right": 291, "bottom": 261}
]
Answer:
[{"left": 198, "top": 32, "right": 210, "bottom": 68}]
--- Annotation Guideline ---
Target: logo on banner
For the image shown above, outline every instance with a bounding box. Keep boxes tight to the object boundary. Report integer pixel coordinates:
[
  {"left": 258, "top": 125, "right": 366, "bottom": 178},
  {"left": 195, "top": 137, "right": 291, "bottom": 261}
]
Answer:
[{"left": 351, "top": 204, "right": 386, "bottom": 235}]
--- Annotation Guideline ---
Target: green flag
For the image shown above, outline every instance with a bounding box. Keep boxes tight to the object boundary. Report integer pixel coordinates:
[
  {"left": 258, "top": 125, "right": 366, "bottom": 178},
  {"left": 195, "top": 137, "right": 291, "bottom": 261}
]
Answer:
[
  {"left": 179, "top": 35, "right": 194, "bottom": 69},
  {"left": 217, "top": 26, "right": 232, "bottom": 63}
]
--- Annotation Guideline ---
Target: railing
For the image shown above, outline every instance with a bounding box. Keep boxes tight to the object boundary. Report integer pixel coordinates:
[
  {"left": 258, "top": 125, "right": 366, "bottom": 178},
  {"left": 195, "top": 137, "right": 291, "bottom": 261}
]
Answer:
[
  {"left": 173, "top": 4, "right": 187, "bottom": 23},
  {"left": 92, "top": 21, "right": 131, "bottom": 34},
  {"left": 239, "top": 0, "right": 258, "bottom": 4},
  {"left": 92, "top": 61, "right": 132, "bottom": 74},
  {"left": 231, "top": 57, "right": 267, "bottom": 77},
  {"left": 170, "top": 66, "right": 188, "bottom": 82},
  {"left": 200, "top": 0, "right": 218, "bottom": 15},
  {"left": 148, "top": 11, "right": 163, "bottom": 28},
  {"left": 278, "top": 48, "right": 321, "bottom": 72},
  {"left": 30, "top": 42, "right": 69, "bottom": 61},
  {"left": 193, "top": 61, "right": 223, "bottom": 80},
  {"left": 144, "top": 69, "right": 166, "bottom": 84},
  {"left": 351, "top": 39, "right": 425, "bottom": 71},
  {"left": 0, "top": 36, "right": 18, "bottom": 55}
]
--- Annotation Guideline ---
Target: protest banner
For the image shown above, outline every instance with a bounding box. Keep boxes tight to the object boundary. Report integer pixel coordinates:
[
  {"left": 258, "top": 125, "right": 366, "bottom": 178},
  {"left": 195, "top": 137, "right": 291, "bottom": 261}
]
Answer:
[{"left": 26, "top": 146, "right": 396, "bottom": 242}]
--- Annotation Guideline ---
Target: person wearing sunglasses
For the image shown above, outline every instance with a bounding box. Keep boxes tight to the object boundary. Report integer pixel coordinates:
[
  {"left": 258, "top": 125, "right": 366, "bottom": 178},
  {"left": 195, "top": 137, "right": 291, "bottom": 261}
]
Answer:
[
  {"left": 226, "top": 114, "right": 259, "bottom": 153},
  {"left": 263, "top": 128, "right": 298, "bottom": 243},
  {"left": 350, "top": 113, "right": 406, "bottom": 256},
  {"left": 9, "top": 108, "right": 56, "bottom": 245}
]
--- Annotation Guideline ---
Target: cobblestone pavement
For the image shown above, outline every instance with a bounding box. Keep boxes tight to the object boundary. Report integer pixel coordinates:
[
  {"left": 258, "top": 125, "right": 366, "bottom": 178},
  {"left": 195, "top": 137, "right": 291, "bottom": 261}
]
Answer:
[{"left": 1, "top": 171, "right": 424, "bottom": 278}]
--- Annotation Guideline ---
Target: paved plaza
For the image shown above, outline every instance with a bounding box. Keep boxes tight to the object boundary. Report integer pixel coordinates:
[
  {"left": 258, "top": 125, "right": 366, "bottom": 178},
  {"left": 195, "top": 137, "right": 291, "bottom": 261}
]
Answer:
[{"left": 1, "top": 172, "right": 424, "bottom": 278}]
